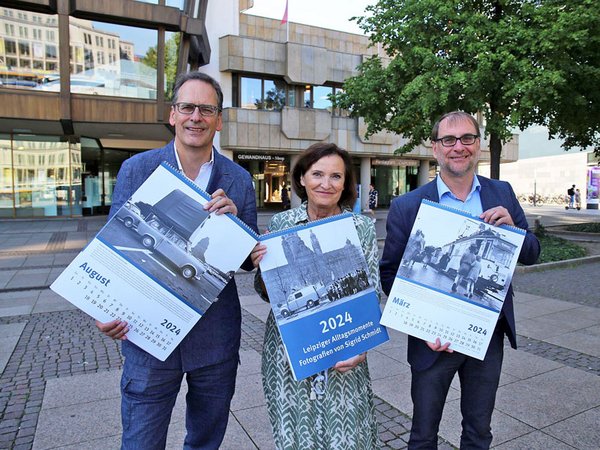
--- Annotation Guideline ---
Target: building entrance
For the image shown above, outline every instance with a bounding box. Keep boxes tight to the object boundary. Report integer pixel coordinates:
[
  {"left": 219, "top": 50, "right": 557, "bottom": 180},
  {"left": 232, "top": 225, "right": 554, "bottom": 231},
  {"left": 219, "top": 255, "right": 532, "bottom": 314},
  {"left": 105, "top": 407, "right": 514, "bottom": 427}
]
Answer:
[{"left": 235, "top": 153, "right": 290, "bottom": 210}]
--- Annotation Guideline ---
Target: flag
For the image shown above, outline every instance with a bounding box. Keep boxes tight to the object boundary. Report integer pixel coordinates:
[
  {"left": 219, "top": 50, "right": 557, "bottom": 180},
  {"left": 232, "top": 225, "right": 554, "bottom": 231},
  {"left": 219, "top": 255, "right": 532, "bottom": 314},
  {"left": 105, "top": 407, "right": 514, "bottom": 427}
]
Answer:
[{"left": 281, "top": 0, "right": 288, "bottom": 25}]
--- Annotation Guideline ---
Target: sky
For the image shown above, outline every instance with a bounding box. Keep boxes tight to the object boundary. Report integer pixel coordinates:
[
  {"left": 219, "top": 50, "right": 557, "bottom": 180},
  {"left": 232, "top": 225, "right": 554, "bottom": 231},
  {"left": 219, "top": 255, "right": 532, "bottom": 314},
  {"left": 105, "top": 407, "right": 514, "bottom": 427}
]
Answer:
[
  {"left": 92, "top": 1, "right": 373, "bottom": 59},
  {"left": 245, "top": 0, "right": 374, "bottom": 34}
]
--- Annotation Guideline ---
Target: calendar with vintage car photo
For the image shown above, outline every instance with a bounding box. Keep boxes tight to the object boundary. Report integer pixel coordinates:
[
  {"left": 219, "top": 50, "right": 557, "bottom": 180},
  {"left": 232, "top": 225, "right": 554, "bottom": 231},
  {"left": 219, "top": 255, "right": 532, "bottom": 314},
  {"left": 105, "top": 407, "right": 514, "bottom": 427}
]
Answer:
[
  {"left": 380, "top": 199, "right": 526, "bottom": 360},
  {"left": 50, "top": 162, "right": 258, "bottom": 361},
  {"left": 259, "top": 213, "right": 389, "bottom": 380}
]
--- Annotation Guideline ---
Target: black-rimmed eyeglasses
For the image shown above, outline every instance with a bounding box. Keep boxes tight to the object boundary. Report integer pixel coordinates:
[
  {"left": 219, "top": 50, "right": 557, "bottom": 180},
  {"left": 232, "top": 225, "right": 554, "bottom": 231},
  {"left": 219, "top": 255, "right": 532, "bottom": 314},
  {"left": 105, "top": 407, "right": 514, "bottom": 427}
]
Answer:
[
  {"left": 434, "top": 134, "right": 479, "bottom": 147},
  {"left": 173, "top": 103, "right": 221, "bottom": 116}
]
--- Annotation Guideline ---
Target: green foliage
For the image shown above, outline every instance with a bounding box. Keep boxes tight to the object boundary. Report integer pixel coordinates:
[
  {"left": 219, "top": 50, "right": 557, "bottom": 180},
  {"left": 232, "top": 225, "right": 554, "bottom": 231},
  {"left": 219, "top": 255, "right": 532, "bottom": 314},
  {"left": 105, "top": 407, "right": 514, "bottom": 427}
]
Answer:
[
  {"left": 333, "top": 0, "right": 600, "bottom": 172},
  {"left": 564, "top": 222, "right": 600, "bottom": 233},
  {"left": 141, "top": 33, "right": 181, "bottom": 101},
  {"left": 536, "top": 235, "right": 587, "bottom": 264}
]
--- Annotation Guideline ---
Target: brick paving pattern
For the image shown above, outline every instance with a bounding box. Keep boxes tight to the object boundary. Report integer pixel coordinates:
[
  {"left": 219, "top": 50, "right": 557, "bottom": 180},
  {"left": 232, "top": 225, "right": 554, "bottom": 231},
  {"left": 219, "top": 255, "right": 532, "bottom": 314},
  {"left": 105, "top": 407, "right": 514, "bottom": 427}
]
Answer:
[{"left": 0, "top": 259, "right": 598, "bottom": 449}]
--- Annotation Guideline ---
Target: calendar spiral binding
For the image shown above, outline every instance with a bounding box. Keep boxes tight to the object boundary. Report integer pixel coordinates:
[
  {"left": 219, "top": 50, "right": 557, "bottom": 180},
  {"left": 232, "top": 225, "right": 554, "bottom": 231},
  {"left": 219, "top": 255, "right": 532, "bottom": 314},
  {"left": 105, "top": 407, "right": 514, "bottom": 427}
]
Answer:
[
  {"left": 259, "top": 211, "right": 354, "bottom": 241},
  {"left": 159, "top": 162, "right": 261, "bottom": 240},
  {"left": 421, "top": 199, "right": 526, "bottom": 235}
]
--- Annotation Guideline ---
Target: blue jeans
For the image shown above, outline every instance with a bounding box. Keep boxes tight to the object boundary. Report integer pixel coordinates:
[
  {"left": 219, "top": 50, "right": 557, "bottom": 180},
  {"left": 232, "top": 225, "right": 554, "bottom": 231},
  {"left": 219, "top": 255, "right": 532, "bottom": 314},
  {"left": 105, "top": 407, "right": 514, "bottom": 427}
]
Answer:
[
  {"left": 408, "top": 326, "right": 504, "bottom": 450},
  {"left": 120, "top": 355, "right": 238, "bottom": 450}
]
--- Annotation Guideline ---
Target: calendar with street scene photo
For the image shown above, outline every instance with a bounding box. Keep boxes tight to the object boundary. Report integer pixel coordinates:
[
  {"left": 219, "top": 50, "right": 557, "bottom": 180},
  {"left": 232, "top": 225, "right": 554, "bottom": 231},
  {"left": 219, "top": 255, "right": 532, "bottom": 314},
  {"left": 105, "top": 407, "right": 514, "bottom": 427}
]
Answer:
[
  {"left": 380, "top": 200, "right": 526, "bottom": 360},
  {"left": 51, "top": 162, "right": 258, "bottom": 361},
  {"left": 259, "top": 213, "right": 389, "bottom": 381}
]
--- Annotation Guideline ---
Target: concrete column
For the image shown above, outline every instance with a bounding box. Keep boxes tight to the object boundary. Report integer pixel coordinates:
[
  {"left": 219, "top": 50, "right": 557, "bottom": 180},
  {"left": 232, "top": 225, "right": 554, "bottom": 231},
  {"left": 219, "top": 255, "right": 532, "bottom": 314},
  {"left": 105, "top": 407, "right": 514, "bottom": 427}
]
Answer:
[
  {"left": 290, "top": 154, "right": 302, "bottom": 208},
  {"left": 417, "top": 159, "right": 430, "bottom": 186},
  {"left": 360, "top": 157, "right": 371, "bottom": 211}
]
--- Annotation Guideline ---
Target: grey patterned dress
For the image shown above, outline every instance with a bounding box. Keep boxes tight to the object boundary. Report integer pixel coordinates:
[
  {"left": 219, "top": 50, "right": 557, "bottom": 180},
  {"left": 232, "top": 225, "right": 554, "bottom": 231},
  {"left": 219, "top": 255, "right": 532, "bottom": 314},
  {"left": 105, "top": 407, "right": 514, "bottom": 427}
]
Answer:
[{"left": 255, "top": 202, "right": 382, "bottom": 450}]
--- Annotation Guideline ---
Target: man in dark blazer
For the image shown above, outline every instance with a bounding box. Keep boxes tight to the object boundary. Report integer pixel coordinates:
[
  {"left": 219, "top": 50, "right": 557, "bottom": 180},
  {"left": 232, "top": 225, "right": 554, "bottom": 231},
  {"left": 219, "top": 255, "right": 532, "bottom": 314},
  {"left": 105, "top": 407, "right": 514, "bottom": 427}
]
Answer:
[
  {"left": 96, "top": 72, "right": 257, "bottom": 449},
  {"left": 380, "top": 111, "right": 540, "bottom": 449}
]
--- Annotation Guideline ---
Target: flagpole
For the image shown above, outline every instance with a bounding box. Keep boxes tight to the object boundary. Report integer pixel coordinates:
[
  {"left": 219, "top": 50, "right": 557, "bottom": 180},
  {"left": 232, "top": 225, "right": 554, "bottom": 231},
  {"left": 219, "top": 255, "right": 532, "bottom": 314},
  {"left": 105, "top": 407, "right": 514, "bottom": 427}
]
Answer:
[{"left": 282, "top": 0, "right": 289, "bottom": 43}]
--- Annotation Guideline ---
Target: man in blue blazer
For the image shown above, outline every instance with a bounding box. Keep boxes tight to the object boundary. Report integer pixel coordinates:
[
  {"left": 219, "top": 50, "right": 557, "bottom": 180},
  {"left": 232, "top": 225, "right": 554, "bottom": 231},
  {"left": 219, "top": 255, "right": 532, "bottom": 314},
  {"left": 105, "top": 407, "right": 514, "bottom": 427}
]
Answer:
[
  {"left": 96, "top": 72, "right": 257, "bottom": 449},
  {"left": 380, "top": 111, "right": 540, "bottom": 449}
]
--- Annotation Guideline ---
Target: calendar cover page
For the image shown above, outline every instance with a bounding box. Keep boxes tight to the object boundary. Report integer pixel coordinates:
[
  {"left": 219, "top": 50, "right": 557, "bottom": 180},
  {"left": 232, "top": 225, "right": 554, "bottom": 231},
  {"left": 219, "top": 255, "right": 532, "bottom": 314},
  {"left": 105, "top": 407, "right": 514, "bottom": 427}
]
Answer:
[
  {"left": 380, "top": 200, "right": 526, "bottom": 360},
  {"left": 51, "top": 163, "right": 258, "bottom": 361},
  {"left": 259, "top": 213, "right": 388, "bottom": 381}
]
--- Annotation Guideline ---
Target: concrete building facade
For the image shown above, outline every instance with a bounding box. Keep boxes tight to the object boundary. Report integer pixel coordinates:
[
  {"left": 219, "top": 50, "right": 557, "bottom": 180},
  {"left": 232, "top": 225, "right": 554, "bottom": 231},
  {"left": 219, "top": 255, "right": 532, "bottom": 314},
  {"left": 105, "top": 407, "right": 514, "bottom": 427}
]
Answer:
[{"left": 0, "top": 0, "right": 519, "bottom": 219}]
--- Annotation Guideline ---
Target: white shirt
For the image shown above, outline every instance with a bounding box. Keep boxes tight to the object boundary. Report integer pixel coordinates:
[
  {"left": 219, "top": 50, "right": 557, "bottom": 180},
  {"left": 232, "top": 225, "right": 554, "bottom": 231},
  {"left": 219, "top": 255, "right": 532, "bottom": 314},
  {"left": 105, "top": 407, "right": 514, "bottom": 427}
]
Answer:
[{"left": 173, "top": 144, "right": 214, "bottom": 191}]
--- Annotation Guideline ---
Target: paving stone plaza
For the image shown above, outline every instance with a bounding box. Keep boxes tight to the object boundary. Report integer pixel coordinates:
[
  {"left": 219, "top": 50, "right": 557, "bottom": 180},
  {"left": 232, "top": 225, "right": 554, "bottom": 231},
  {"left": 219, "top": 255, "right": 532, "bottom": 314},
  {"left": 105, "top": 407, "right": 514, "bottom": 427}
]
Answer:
[{"left": 1, "top": 206, "right": 599, "bottom": 449}]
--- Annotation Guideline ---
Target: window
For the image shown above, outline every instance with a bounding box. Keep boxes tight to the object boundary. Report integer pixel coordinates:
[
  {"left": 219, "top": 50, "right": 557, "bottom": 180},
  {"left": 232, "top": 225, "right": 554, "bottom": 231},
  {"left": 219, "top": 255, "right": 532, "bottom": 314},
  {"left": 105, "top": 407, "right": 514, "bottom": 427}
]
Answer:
[
  {"left": 18, "top": 41, "right": 30, "bottom": 56},
  {"left": 5, "top": 39, "right": 16, "bottom": 54},
  {"left": 303, "top": 85, "right": 345, "bottom": 114},
  {"left": 239, "top": 76, "right": 287, "bottom": 110},
  {"left": 18, "top": 26, "right": 28, "bottom": 38},
  {"left": 45, "top": 44, "right": 57, "bottom": 59},
  {"left": 70, "top": 18, "right": 158, "bottom": 99},
  {"left": 32, "top": 29, "right": 42, "bottom": 40},
  {"left": 5, "top": 24, "right": 14, "bottom": 36},
  {"left": 84, "top": 49, "right": 94, "bottom": 70},
  {"left": 46, "top": 30, "right": 55, "bottom": 42}
]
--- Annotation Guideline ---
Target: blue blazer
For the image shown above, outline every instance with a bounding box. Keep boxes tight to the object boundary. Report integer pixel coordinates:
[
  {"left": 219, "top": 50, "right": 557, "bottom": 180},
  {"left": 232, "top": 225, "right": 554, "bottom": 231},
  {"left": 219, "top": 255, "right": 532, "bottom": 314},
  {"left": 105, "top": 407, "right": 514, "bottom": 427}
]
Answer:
[
  {"left": 109, "top": 141, "right": 258, "bottom": 371},
  {"left": 380, "top": 176, "right": 540, "bottom": 372}
]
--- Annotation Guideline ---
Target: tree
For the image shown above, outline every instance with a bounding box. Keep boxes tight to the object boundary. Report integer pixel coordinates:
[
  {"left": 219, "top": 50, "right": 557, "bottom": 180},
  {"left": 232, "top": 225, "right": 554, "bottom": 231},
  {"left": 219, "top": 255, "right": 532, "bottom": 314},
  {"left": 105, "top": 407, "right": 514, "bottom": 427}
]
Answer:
[
  {"left": 141, "top": 33, "right": 181, "bottom": 100},
  {"left": 333, "top": 0, "right": 600, "bottom": 179}
]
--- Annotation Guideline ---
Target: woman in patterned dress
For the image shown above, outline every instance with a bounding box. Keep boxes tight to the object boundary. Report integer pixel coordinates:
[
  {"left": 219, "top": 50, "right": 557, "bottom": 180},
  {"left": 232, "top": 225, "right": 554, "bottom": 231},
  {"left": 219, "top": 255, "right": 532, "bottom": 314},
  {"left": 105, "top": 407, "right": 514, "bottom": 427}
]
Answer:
[{"left": 251, "top": 143, "right": 381, "bottom": 449}]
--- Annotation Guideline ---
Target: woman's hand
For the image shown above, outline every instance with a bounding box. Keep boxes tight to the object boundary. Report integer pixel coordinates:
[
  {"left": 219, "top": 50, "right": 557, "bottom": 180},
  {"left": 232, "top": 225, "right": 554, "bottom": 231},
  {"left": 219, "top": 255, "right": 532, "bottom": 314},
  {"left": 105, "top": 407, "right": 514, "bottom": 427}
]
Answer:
[
  {"left": 251, "top": 243, "right": 267, "bottom": 268},
  {"left": 333, "top": 352, "right": 366, "bottom": 373}
]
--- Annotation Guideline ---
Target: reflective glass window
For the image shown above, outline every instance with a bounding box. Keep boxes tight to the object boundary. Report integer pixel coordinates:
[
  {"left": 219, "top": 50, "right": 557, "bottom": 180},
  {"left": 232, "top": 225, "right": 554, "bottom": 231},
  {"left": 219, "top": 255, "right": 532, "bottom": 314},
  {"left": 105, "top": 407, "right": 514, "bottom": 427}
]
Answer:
[
  {"left": 0, "top": 135, "right": 13, "bottom": 217},
  {"left": 64, "top": 18, "right": 157, "bottom": 99},
  {"left": 313, "top": 85, "right": 333, "bottom": 110},
  {"left": 135, "top": 0, "right": 184, "bottom": 8},
  {"left": 0, "top": 8, "right": 58, "bottom": 90},
  {"left": 241, "top": 77, "right": 262, "bottom": 109},
  {"left": 164, "top": 31, "right": 180, "bottom": 101},
  {"left": 12, "top": 135, "right": 79, "bottom": 217},
  {"left": 240, "top": 77, "right": 286, "bottom": 110}
]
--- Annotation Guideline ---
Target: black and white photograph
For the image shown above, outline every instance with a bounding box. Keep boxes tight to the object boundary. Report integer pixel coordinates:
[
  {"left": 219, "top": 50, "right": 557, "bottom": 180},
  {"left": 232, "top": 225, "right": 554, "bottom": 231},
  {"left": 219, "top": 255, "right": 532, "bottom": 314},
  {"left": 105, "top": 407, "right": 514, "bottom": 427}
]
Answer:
[
  {"left": 260, "top": 215, "right": 374, "bottom": 322},
  {"left": 398, "top": 201, "right": 525, "bottom": 311},
  {"left": 97, "top": 165, "right": 258, "bottom": 314}
]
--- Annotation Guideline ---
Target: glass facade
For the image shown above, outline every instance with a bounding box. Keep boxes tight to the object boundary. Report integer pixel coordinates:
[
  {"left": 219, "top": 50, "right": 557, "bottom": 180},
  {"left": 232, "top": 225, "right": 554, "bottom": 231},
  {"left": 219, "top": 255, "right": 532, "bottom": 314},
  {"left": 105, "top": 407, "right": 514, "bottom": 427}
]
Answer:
[
  {"left": 0, "top": 134, "right": 83, "bottom": 217},
  {"left": 234, "top": 153, "right": 290, "bottom": 209},
  {"left": 65, "top": 20, "right": 158, "bottom": 99},
  {"left": 370, "top": 161, "right": 422, "bottom": 207},
  {"left": 303, "top": 84, "right": 344, "bottom": 112},
  {"left": 0, "top": 8, "right": 166, "bottom": 99},
  {"left": 0, "top": 135, "right": 138, "bottom": 218},
  {"left": 0, "top": 8, "right": 59, "bottom": 88},
  {"left": 238, "top": 76, "right": 290, "bottom": 110}
]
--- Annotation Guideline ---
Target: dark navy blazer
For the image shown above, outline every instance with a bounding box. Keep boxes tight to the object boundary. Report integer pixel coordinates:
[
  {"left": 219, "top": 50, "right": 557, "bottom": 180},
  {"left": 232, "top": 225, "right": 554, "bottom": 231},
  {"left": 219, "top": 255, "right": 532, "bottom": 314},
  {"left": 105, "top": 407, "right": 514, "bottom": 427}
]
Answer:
[
  {"left": 380, "top": 176, "right": 540, "bottom": 372},
  {"left": 109, "top": 141, "right": 258, "bottom": 371}
]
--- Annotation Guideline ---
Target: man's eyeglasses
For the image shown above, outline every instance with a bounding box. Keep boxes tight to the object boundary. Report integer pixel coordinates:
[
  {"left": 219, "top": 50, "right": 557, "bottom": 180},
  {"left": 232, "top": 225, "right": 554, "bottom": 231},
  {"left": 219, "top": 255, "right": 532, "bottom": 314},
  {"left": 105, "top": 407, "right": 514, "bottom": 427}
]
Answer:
[
  {"left": 173, "top": 103, "right": 221, "bottom": 116},
  {"left": 434, "top": 134, "right": 479, "bottom": 147}
]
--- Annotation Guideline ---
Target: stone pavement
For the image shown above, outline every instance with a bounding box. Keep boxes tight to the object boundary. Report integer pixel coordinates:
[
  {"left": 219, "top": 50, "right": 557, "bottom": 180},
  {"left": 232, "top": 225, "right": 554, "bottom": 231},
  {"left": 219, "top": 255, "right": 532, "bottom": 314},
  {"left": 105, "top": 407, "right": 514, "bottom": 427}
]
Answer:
[{"left": 0, "top": 206, "right": 599, "bottom": 450}]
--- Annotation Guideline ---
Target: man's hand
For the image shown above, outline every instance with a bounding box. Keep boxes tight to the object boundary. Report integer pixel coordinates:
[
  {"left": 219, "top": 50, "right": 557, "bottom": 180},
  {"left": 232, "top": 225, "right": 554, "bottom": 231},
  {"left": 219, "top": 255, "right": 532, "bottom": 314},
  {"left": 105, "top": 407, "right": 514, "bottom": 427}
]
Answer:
[
  {"left": 333, "top": 352, "right": 366, "bottom": 373},
  {"left": 204, "top": 188, "right": 237, "bottom": 216},
  {"left": 480, "top": 206, "right": 514, "bottom": 227},
  {"left": 96, "top": 319, "right": 128, "bottom": 341},
  {"left": 426, "top": 338, "right": 453, "bottom": 353}
]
